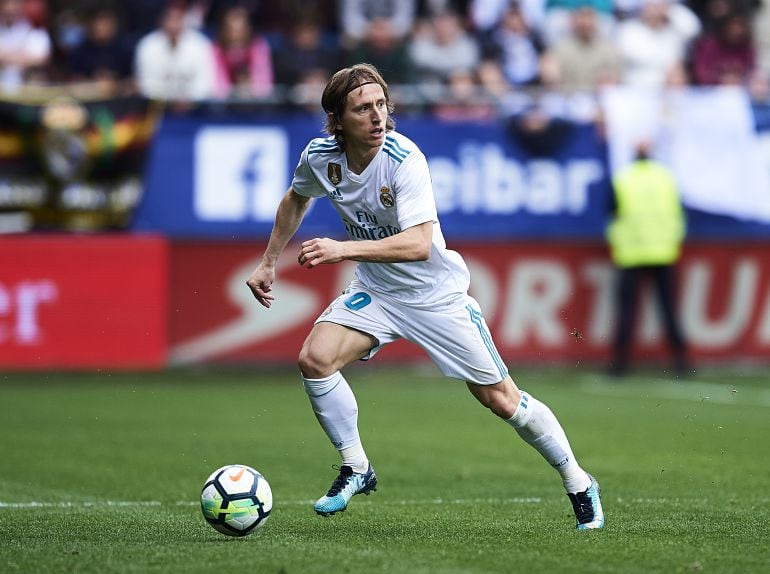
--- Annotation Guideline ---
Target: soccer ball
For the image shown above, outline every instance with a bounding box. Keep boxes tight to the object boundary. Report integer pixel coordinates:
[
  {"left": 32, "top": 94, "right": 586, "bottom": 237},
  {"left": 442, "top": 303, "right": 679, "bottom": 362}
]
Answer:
[{"left": 200, "top": 464, "right": 272, "bottom": 537}]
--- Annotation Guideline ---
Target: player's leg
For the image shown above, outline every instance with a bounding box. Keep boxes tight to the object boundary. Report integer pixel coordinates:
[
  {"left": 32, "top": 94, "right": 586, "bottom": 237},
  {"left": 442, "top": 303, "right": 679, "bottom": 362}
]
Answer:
[
  {"left": 466, "top": 375, "right": 604, "bottom": 530},
  {"left": 299, "top": 321, "right": 375, "bottom": 471},
  {"left": 299, "top": 322, "right": 379, "bottom": 514},
  {"left": 300, "top": 286, "right": 400, "bottom": 515},
  {"left": 466, "top": 378, "right": 590, "bottom": 490},
  {"left": 402, "top": 298, "right": 603, "bottom": 529}
]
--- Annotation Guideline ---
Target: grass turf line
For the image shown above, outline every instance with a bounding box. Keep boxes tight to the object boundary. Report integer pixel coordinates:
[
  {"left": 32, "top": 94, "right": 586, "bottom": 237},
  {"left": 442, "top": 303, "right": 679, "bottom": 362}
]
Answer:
[{"left": 0, "top": 367, "right": 768, "bottom": 573}]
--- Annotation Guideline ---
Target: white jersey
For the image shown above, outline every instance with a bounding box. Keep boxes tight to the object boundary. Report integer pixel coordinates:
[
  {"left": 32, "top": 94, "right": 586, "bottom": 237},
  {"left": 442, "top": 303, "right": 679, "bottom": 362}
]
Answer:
[{"left": 292, "top": 131, "right": 470, "bottom": 307}]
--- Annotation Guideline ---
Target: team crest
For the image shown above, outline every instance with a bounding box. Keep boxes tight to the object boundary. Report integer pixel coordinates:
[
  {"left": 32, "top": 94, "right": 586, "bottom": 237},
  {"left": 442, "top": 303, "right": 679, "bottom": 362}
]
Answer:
[
  {"left": 379, "top": 186, "right": 395, "bottom": 208},
  {"left": 327, "top": 163, "right": 342, "bottom": 185}
]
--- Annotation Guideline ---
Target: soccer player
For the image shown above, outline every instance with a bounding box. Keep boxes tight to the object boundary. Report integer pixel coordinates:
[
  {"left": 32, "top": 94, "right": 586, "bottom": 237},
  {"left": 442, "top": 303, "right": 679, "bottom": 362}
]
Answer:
[{"left": 246, "top": 63, "right": 604, "bottom": 530}]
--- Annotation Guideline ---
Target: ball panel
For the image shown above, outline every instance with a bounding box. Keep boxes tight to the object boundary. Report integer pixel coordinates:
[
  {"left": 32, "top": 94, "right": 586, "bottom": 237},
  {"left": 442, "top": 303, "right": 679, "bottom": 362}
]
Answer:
[
  {"left": 255, "top": 474, "right": 273, "bottom": 513},
  {"left": 200, "top": 483, "right": 225, "bottom": 521},
  {"left": 217, "top": 465, "right": 257, "bottom": 496}
]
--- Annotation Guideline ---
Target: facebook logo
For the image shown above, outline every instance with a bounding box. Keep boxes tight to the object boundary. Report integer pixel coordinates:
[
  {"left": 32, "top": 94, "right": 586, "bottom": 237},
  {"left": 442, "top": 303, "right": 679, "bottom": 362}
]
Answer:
[{"left": 194, "top": 127, "right": 288, "bottom": 221}]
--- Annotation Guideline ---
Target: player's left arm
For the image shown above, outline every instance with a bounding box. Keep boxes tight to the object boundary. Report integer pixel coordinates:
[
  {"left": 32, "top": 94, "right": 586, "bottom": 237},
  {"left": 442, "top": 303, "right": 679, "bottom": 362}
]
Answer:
[
  {"left": 299, "top": 144, "right": 435, "bottom": 268},
  {"left": 297, "top": 221, "right": 432, "bottom": 268}
]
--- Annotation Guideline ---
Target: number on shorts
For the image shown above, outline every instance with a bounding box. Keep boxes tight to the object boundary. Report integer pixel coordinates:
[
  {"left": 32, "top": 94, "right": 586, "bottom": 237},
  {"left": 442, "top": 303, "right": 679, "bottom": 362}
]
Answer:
[{"left": 344, "top": 292, "right": 371, "bottom": 311}]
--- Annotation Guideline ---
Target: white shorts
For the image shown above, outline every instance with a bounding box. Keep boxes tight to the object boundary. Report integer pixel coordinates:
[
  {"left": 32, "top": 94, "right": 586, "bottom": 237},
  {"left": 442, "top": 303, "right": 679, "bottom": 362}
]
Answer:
[{"left": 315, "top": 280, "right": 508, "bottom": 385}]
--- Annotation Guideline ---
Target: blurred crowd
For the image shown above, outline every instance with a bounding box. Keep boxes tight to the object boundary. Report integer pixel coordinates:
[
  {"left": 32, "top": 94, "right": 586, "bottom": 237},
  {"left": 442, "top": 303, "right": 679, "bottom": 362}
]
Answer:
[{"left": 1, "top": 0, "right": 769, "bottom": 117}]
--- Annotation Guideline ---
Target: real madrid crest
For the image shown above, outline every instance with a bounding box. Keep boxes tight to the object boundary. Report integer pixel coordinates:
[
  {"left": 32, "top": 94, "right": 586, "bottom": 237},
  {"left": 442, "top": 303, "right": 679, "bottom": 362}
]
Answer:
[
  {"left": 327, "top": 162, "right": 342, "bottom": 185},
  {"left": 380, "top": 186, "right": 395, "bottom": 208}
]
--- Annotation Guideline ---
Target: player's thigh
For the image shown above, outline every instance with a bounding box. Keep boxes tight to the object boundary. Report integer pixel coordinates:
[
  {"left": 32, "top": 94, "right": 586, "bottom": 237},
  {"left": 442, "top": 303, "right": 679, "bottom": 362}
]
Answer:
[
  {"left": 311, "top": 282, "right": 400, "bottom": 360},
  {"left": 299, "top": 321, "right": 376, "bottom": 377},
  {"left": 400, "top": 297, "right": 508, "bottom": 385}
]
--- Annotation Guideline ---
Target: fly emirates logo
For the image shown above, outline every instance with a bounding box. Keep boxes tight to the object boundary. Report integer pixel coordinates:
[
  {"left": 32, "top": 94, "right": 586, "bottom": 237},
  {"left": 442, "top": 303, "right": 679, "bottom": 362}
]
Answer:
[{"left": 342, "top": 210, "right": 400, "bottom": 241}]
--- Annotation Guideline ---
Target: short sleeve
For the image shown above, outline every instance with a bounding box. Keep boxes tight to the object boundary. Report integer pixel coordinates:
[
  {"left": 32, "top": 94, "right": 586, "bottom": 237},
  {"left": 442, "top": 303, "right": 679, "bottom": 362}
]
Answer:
[
  {"left": 393, "top": 150, "right": 437, "bottom": 230},
  {"left": 291, "top": 144, "right": 327, "bottom": 198}
]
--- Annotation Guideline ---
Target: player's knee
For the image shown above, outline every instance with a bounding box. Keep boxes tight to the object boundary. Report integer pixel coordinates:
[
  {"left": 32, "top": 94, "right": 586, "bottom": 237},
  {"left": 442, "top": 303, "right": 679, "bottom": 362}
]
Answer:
[
  {"left": 477, "top": 388, "right": 517, "bottom": 419},
  {"left": 298, "top": 345, "right": 336, "bottom": 379}
]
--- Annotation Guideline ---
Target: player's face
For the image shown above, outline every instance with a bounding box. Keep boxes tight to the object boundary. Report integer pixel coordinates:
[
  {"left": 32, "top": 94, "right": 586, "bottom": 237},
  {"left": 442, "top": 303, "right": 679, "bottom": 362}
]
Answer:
[{"left": 339, "top": 83, "right": 387, "bottom": 150}]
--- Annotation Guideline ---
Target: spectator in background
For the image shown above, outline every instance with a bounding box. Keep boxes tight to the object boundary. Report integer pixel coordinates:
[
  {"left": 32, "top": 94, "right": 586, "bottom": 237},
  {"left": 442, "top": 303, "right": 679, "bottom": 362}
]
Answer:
[
  {"left": 0, "top": 0, "right": 51, "bottom": 92},
  {"left": 287, "top": 66, "right": 329, "bottom": 111},
  {"left": 477, "top": 57, "right": 511, "bottom": 96},
  {"left": 542, "top": 0, "right": 615, "bottom": 46},
  {"left": 756, "top": 1, "right": 770, "bottom": 69},
  {"left": 49, "top": 0, "right": 86, "bottom": 71},
  {"left": 684, "top": 0, "right": 738, "bottom": 31},
  {"left": 692, "top": 11, "right": 756, "bottom": 85},
  {"left": 123, "top": 0, "right": 222, "bottom": 39},
  {"left": 470, "top": 0, "right": 546, "bottom": 39},
  {"left": 755, "top": 2, "right": 770, "bottom": 97},
  {"left": 135, "top": 2, "right": 216, "bottom": 102},
  {"left": 540, "top": 6, "right": 618, "bottom": 91},
  {"left": 418, "top": 0, "right": 472, "bottom": 17},
  {"left": 470, "top": 0, "right": 510, "bottom": 35},
  {"left": 607, "top": 140, "right": 689, "bottom": 377},
  {"left": 272, "top": 17, "right": 340, "bottom": 89},
  {"left": 257, "top": 0, "right": 338, "bottom": 38},
  {"left": 211, "top": 4, "right": 273, "bottom": 99},
  {"left": 616, "top": 0, "right": 701, "bottom": 88},
  {"left": 432, "top": 69, "right": 498, "bottom": 120},
  {"left": 23, "top": 0, "right": 47, "bottom": 27},
  {"left": 487, "top": 2, "right": 543, "bottom": 86},
  {"left": 121, "top": 0, "right": 167, "bottom": 39},
  {"left": 178, "top": 0, "right": 211, "bottom": 31},
  {"left": 345, "top": 17, "right": 413, "bottom": 84},
  {"left": 340, "top": 0, "right": 417, "bottom": 46},
  {"left": 67, "top": 7, "right": 134, "bottom": 95},
  {"left": 409, "top": 10, "right": 480, "bottom": 84}
]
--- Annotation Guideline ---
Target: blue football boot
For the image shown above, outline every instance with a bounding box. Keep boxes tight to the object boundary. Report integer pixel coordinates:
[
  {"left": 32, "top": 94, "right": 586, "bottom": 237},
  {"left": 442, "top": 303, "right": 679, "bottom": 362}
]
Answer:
[
  {"left": 314, "top": 464, "right": 377, "bottom": 516},
  {"left": 567, "top": 474, "right": 605, "bottom": 530}
]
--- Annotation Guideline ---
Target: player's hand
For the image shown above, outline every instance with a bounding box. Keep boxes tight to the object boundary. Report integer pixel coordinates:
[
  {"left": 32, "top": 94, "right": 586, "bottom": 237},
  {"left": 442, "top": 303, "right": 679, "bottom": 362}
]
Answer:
[
  {"left": 298, "top": 237, "right": 347, "bottom": 268},
  {"left": 245, "top": 265, "right": 276, "bottom": 308}
]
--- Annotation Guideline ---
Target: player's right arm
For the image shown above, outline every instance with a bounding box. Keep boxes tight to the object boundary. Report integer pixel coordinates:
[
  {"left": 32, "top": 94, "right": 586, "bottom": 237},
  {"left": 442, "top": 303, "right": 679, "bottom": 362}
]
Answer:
[{"left": 246, "top": 188, "right": 312, "bottom": 308}]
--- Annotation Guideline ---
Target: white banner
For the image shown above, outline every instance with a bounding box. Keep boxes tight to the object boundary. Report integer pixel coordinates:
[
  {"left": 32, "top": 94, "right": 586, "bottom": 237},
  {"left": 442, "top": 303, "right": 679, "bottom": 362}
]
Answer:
[{"left": 602, "top": 86, "right": 770, "bottom": 223}]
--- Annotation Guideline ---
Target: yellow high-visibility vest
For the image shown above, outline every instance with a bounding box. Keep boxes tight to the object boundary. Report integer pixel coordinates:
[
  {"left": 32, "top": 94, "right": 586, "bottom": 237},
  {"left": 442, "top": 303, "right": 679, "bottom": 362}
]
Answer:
[{"left": 607, "top": 160, "right": 685, "bottom": 268}]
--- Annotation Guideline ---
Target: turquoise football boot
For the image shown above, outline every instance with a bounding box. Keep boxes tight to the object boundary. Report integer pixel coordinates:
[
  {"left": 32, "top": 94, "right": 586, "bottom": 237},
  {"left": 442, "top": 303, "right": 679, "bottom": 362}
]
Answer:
[
  {"left": 314, "top": 464, "right": 377, "bottom": 516},
  {"left": 567, "top": 474, "right": 605, "bottom": 530}
]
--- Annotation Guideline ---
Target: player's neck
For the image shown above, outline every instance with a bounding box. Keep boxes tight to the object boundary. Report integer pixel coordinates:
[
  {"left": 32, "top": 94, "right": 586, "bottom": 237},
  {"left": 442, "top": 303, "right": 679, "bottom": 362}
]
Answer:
[{"left": 345, "top": 145, "right": 379, "bottom": 175}]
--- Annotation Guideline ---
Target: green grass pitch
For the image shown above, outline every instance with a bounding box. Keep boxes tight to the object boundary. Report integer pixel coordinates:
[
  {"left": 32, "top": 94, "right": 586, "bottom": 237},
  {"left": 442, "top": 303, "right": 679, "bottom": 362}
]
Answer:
[{"left": 1, "top": 366, "right": 768, "bottom": 573}]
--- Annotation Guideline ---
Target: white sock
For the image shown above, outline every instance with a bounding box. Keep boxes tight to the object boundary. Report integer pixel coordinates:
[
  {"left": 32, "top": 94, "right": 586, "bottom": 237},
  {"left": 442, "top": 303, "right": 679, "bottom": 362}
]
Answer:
[
  {"left": 302, "top": 371, "right": 369, "bottom": 473},
  {"left": 340, "top": 444, "right": 369, "bottom": 473},
  {"left": 506, "top": 391, "right": 591, "bottom": 494}
]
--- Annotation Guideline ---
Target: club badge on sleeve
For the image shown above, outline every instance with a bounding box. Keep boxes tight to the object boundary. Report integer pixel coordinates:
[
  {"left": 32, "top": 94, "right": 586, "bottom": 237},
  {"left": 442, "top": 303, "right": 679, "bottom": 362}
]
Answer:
[{"left": 327, "top": 163, "right": 342, "bottom": 185}]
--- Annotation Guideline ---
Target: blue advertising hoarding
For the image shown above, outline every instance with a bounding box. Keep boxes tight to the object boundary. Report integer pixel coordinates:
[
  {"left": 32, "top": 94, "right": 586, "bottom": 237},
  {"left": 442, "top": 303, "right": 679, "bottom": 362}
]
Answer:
[{"left": 132, "top": 107, "right": 770, "bottom": 239}]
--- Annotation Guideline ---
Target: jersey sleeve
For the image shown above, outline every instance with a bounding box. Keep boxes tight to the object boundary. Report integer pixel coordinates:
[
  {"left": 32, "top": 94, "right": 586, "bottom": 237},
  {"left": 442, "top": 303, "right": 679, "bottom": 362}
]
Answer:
[
  {"left": 393, "top": 150, "right": 438, "bottom": 230},
  {"left": 291, "top": 144, "right": 327, "bottom": 198}
]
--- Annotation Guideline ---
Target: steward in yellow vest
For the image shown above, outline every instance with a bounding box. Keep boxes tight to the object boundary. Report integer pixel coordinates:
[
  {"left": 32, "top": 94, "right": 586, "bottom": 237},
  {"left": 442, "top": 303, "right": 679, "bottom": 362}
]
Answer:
[
  {"left": 606, "top": 143, "right": 690, "bottom": 377},
  {"left": 608, "top": 158, "right": 685, "bottom": 268}
]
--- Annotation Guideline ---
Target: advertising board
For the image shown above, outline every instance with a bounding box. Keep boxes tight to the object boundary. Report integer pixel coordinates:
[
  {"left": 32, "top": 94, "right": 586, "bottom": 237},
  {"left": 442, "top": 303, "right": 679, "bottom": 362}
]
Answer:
[
  {"left": 0, "top": 235, "right": 168, "bottom": 369},
  {"left": 168, "top": 242, "right": 770, "bottom": 366}
]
